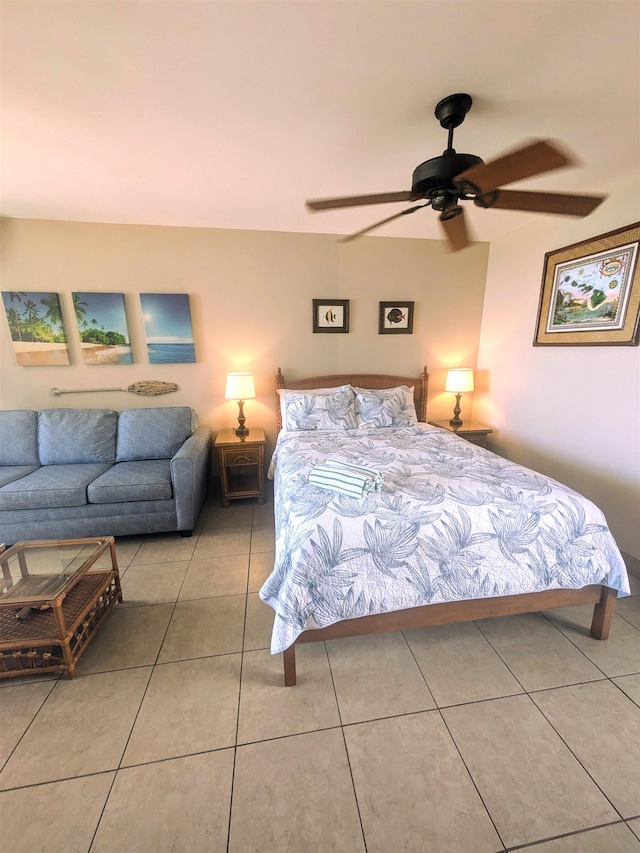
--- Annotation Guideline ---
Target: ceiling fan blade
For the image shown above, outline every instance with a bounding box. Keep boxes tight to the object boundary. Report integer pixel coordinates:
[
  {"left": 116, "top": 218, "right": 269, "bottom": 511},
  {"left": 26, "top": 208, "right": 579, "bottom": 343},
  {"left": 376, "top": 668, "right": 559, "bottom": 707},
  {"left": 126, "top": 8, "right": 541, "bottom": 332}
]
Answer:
[
  {"left": 475, "top": 189, "right": 606, "bottom": 217},
  {"left": 338, "top": 204, "right": 428, "bottom": 243},
  {"left": 306, "top": 191, "right": 417, "bottom": 211},
  {"left": 455, "top": 139, "right": 576, "bottom": 195},
  {"left": 439, "top": 207, "right": 470, "bottom": 252}
]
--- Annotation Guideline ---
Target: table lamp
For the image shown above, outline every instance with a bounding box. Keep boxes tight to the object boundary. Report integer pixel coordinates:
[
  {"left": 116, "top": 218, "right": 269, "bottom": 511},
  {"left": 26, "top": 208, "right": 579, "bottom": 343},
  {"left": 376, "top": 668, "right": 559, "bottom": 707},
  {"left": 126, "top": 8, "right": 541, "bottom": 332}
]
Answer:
[
  {"left": 445, "top": 368, "right": 474, "bottom": 428},
  {"left": 225, "top": 372, "right": 255, "bottom": 438}
]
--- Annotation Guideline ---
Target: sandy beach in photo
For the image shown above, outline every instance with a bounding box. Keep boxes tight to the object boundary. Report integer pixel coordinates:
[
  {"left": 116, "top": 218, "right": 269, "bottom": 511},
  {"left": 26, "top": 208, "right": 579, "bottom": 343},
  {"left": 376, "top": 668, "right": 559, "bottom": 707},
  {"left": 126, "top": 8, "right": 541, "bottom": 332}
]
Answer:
[
  {"left": 80, "top": 343, "right": 132, "bottom": 364},
  {"left": 12, "top": 342, "right": 70, "bottom": 366},
  {"left": 11, "top": 342, "right": 132, "bottom": 366}
]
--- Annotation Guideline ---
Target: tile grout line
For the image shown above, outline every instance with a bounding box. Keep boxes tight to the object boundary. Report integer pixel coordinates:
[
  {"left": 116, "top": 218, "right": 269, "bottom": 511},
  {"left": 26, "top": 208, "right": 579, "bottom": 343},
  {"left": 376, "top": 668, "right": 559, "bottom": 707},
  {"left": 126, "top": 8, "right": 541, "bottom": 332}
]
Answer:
[
  {"left": 525, "top": 688, "right": 627, "bottom": 823},
  {"left": 0, "top": 675, "right": 59, "bottom": 779},
  {"left": 400, "top": 628, "right": 438, "bottom": 708},
  {"left": 89, "top": 529, "right": 194, "bottom": 850},
  {"left": 227, "top": 501, "right": 259, "bottom": 853},
  {"left": 88, "top": 528, "right": 200, "bottom": 851},
  {"left": 324, "top": 641, "right": 370, "bottom": 853},
  {"left": 503, "top": 818, "right": 633, "bottom": 851},
  {"left": 436, "top": 705, "right": 507, "bottom": 851}
]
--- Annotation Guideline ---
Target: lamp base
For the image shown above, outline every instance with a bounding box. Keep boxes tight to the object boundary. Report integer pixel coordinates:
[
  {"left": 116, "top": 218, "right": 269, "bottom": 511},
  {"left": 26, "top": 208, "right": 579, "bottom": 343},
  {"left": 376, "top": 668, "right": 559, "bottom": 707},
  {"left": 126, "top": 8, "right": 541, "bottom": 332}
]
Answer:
[
  {"left": 234, "top": 399, "right": 249, "bottom": 438},
  {"left": 449, "top": 393, "right": 463, "bottom": 429}
]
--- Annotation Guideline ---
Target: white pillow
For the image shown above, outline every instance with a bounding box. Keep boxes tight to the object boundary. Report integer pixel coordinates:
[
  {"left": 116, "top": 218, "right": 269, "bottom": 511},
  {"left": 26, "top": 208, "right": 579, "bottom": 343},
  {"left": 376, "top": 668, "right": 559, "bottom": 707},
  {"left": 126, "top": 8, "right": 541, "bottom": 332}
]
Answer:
[
  {"left": 281, "top": 386, "right": 358, "bottom": 431},
  {"left": 278, "top": 385, "right": 352, "bottom": 429},
  {"left": 354, "top": 386, "right": 417, "bottom": 428}
]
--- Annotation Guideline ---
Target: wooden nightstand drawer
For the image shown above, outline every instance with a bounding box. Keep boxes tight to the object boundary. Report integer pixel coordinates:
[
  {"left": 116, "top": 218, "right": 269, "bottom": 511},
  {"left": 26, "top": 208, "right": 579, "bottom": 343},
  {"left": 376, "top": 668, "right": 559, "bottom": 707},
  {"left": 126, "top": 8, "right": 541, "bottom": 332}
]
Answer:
[
  {"left": 221, "top": 447, "right": 260, "bottom": 466},
  {"left": 214, "top": 428, "right": 266, "bottom": 507}
]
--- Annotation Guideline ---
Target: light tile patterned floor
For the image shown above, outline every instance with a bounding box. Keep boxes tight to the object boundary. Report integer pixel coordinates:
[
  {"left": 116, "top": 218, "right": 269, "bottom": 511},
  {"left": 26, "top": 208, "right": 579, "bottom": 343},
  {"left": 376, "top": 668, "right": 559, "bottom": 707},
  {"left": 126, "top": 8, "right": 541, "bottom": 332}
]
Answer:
[{"left": 1, "top": 494, "right": 639, "bottom": 853}]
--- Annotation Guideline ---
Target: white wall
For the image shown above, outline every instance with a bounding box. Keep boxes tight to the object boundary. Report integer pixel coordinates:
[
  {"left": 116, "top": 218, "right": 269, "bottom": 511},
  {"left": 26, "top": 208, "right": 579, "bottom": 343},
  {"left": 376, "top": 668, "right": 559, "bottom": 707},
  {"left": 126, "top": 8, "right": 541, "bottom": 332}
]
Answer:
[
  {"left": 1, "top": 211, "right": 638, "bottom": 557},
  {"left": 476, "top": 183, "right": 640, "bottom": 557},
  {"left": 0, "top": 217, "right": 489, "bottom": 463}
]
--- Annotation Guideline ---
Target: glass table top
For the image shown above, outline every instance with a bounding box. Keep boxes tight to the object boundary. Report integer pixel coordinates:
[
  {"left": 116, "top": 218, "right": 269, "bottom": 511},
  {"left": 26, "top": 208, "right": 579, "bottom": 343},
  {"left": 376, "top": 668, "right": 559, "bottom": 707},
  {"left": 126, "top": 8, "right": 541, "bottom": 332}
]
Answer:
[{"left": 0, "top": 537, "right": 114, "bottom": 606}]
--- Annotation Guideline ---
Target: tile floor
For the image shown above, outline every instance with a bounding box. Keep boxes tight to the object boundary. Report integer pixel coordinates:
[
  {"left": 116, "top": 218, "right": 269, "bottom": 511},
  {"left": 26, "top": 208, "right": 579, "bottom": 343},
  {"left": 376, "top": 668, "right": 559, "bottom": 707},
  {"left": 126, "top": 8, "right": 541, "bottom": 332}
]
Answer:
[{"left": 1, "top": 493, "right": 640, "bottom": 852}]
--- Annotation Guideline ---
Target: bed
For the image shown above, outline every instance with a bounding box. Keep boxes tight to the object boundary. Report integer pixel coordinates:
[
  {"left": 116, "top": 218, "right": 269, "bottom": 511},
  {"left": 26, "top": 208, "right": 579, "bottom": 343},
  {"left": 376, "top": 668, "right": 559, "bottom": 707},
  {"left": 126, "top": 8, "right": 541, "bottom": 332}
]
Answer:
[{"left": 261, "top": 367, "right": 630, "bottom": 685}]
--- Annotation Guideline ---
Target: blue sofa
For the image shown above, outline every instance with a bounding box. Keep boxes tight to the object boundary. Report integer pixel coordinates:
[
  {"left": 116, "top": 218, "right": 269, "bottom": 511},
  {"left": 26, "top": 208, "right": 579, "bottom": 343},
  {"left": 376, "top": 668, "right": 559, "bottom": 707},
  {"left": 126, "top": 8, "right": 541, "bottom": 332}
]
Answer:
[{"left": 0, "top": 407, "right": 211, "bottom": 545}]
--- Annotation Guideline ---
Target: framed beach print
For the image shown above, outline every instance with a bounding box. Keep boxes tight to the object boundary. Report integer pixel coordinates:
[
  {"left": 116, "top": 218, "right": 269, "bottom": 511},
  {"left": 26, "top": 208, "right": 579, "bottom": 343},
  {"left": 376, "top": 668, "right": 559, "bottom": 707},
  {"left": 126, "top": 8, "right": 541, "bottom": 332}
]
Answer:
[
  {"left": 534, "top": 222, "right": 640, "bottom": 346},
  {"left": 312, "top": 299, "right": 349, "bottom": 333},
  {"left": 1, "top": 291, "right": 70, "bottom": 365},
  {"left": 140, "top": 293, "right": 196, "bottom": 363},
  {"left": 72, "top": 292, "right": 133, "bottom": 364},
  {"left": 379, "top": 301, "right": 414, "bottom": 334}
]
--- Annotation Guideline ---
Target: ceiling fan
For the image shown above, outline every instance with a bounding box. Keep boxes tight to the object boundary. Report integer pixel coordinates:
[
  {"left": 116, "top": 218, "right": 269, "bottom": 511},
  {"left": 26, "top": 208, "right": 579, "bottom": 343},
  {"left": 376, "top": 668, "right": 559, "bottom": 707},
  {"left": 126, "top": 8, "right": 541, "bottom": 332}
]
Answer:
[{"left": 305, "top": 93, "right": 607, "bottom": 252}]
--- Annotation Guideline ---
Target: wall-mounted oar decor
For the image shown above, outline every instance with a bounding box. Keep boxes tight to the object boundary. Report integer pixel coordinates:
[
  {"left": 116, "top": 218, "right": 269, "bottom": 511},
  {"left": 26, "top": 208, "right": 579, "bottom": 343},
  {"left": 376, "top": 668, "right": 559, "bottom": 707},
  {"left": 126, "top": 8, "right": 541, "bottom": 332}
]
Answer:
[{"left": 51, "top": 380, "right": 179, "bottom": 397}]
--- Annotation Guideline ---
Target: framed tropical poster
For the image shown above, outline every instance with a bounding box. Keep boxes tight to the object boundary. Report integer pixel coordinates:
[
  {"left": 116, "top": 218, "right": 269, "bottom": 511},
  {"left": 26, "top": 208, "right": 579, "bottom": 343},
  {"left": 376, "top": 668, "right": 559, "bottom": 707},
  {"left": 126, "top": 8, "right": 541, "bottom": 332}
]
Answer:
[
  {"left": 1, "top": 291, "right": 70, "bottom": 365},
  {"left": 72, "top": 292, "right": 133, "bottom": 364},
  {"left": 140, "top": 293, "right": 196, "bottom": 363},
  {"left": 534, "top": 222, "right": 640, "bottom": 346}
]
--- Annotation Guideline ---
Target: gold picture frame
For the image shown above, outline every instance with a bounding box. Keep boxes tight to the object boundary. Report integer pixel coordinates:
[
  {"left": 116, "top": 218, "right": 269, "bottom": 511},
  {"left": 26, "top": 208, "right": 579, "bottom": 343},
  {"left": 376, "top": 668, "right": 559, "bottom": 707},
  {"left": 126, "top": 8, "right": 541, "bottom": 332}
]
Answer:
[{"left": 534, "top": 222, "right": 640, "bottom": 346}]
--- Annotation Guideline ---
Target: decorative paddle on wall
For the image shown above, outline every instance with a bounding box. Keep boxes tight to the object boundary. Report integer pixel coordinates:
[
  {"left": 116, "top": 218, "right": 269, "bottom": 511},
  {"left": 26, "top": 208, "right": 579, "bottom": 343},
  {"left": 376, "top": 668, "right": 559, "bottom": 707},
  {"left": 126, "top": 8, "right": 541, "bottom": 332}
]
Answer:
[
  {"left": 306, "top": 93, "right": 607, "bottom": 252},
  {"left": 51, "top": 380, "right": 178, "bottom": 397}
]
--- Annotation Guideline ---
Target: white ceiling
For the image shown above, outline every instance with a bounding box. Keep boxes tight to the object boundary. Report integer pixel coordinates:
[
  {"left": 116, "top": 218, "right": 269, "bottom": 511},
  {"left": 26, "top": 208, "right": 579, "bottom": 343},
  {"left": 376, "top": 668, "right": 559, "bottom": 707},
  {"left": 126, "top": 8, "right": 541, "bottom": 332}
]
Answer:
[{"left": 1, "top": 0, "right": 639, "bottom": 243}]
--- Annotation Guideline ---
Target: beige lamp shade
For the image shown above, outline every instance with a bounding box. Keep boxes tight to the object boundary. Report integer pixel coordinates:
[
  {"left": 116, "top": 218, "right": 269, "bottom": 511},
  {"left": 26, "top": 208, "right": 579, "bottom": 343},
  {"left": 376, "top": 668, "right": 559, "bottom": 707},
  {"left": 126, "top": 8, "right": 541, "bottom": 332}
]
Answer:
[
  {"left": 225, "top": 372, "right": 256, "bottom": 401},
  {"left": 445, "top": 368, "right": 474, "bottom": 394}
]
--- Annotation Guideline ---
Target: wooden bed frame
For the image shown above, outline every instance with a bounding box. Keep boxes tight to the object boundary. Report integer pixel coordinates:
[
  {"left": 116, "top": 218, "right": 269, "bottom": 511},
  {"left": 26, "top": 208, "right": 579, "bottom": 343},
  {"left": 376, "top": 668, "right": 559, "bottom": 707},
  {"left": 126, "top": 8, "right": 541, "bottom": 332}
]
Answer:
[{"left": 274, "top": 368, "right": 617, "bottom": 686}]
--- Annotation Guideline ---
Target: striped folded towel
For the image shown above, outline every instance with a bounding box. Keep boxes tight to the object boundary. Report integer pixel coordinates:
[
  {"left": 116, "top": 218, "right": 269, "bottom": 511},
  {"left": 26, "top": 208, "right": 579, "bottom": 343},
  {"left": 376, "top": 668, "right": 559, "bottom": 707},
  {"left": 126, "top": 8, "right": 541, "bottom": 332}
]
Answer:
[
  {"left": 309, "top": 463, "right": 378, "bottom": 498},
  {"left": 326, "top": 459, "right": 384, "bottom": 492}
]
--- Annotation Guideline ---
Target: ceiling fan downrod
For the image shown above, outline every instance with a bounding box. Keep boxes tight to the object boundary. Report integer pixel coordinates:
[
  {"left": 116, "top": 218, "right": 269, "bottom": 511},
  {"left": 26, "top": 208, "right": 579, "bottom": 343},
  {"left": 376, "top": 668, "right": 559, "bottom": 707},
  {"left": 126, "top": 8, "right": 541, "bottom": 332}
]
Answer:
[
  {"left": 434, "top": 92, "right": 473, "bottom": 154},
  {"left": 411, "top": 94, "right": 483, "bottom": 205}
]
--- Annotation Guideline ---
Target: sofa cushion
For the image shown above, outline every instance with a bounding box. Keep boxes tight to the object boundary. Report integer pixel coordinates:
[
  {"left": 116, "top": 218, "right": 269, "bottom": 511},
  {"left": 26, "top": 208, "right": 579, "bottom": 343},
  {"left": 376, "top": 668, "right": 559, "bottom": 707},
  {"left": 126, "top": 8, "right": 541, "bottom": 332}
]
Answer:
[
  {"left": 0, "top": 463, "right": 111, "bottom": 511},
  {"left": 87, "top": 460, "right": 173, "bottom": 504},
  {"left": 0, "top": 410, "right": 38, "bottom": 465},
  {"left": 39, "top": 409, "right": 117, "bottom": 465},
  {"left": 0, "top": 465, "right": 40, "bottom": 488},
  {"left": 116, "top": 407, "right": 194, "bottom": 461}
]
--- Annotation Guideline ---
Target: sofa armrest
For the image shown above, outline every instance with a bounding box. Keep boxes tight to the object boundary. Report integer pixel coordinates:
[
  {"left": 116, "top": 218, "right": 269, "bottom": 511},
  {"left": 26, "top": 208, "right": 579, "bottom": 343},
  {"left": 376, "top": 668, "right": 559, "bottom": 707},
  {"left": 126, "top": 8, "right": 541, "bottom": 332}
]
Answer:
[{"left": 170, "top": 425, "right": 212, "bottom": 532}]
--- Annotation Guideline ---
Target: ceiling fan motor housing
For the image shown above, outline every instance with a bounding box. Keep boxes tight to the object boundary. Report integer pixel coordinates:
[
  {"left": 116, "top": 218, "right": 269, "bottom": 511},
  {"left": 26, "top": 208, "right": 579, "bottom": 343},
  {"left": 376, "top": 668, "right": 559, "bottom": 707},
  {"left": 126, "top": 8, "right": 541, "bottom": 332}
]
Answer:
[{"left": 411, "top": 152, "right": 484, "bottom": 209}]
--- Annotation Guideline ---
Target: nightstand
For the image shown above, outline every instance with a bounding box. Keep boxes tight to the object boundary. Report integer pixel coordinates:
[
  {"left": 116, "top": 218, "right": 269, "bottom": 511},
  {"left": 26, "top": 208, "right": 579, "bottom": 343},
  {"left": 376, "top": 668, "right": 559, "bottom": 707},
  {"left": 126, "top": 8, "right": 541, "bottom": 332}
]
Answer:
[
  {"left": 215, "top": 428, "right": 266, "bottom": 507},
  {"left": 428, "top": 420, "right": 493, "bottom": 447}
]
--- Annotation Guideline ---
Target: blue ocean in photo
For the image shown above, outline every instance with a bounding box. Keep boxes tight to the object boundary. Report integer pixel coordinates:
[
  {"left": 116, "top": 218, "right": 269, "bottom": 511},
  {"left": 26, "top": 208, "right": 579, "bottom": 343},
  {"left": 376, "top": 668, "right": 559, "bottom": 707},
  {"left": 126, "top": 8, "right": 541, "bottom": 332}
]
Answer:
[{"left": 147, "top": 342, "right": 196, "bottom": 364}]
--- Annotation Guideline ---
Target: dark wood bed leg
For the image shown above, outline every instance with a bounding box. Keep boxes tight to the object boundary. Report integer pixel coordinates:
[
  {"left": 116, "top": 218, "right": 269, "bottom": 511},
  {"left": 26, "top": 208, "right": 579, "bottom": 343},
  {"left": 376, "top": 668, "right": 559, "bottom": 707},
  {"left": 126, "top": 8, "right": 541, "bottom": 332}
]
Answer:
[
  {"left": 283, "top": 645, "right": 297, "bottom": 686},
  {"left": 590, "top": 587, "right": 616, "bottom": 639}
]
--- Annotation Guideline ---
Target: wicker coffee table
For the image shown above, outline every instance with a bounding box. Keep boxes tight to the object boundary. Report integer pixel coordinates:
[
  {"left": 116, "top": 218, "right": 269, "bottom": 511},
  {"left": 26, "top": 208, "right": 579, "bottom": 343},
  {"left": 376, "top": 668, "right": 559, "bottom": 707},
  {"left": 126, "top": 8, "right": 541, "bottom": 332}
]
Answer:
[{"left": 0, "top": 536, "right": 122, "bottom": 679}]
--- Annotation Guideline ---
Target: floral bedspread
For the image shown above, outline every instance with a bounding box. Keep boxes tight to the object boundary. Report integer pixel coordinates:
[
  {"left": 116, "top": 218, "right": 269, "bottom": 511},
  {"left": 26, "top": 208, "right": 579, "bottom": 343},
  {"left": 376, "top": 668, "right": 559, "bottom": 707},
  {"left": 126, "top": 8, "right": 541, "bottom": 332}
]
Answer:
[{"left": 259, "top": 424, "right": 630, "bottom": 654}]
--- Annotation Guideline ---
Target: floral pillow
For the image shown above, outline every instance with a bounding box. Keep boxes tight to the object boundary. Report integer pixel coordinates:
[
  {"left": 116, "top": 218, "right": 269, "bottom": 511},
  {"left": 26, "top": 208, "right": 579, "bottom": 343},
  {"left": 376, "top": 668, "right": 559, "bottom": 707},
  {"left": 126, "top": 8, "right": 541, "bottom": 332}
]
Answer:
[
  {"left": 282, "top": 386, "right": 358, "bottom": 431},
  {"left": 354, "top": 386, "right": 417, "bottom": 428}
]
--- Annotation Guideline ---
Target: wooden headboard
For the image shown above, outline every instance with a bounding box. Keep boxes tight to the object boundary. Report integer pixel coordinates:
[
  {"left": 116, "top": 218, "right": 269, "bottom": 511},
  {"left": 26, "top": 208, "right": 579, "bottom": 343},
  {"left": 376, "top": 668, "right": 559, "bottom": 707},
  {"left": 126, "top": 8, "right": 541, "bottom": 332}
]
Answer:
[{"left": 275, "top": 367, "right": 429, "bottom": 432}]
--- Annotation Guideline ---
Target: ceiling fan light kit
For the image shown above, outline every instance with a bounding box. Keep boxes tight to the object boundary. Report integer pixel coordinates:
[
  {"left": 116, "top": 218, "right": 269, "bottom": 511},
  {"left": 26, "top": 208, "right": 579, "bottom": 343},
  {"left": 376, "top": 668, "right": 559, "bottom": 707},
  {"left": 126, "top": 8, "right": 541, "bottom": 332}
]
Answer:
[{"left": 306, "top": 93, "right": 607, "bottom": 252}]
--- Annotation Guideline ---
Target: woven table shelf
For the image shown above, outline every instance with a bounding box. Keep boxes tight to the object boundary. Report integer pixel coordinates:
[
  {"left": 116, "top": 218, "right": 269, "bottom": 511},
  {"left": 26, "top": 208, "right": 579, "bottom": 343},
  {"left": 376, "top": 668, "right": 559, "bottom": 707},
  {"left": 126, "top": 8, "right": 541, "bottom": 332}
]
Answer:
[{"left": 0, "top": 571, "right": 120, "bottom": 678}]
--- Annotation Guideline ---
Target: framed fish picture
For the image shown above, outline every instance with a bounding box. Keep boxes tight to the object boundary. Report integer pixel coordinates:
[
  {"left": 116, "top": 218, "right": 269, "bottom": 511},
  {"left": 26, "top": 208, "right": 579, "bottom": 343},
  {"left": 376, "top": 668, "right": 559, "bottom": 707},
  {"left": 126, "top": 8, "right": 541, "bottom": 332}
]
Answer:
[
  {"left": 140, "top": 293, "right": 196, "bottom": 363},
  {"left": 379, "top": 301, "right": 414, "bottom": 334},
  {"left": 1, "top": 291, "right": 71, "bottom": 365},
  {"left": 312, "top": 299, "right": 349, "bottom": 333}
]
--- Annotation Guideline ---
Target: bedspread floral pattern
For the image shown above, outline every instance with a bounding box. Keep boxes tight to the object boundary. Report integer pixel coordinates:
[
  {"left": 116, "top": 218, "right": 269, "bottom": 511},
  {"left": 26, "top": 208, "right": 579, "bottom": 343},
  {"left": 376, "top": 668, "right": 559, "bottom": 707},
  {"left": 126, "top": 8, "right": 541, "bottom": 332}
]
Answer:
[
  {"left": 283, "top": 387, "right": 358, "bottom": 431},
  {"left": 260, "top": 425, "right": 630, "bottom": 654},
  {"left": 354, "top": 386, "right": 417, "bottom": 427}
]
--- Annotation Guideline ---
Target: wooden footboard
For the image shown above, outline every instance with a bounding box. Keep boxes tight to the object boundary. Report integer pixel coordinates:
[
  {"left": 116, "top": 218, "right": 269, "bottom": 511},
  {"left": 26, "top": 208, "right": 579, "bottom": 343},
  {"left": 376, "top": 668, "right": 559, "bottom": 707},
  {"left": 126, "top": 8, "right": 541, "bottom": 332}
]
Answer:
[{"left": 282, "top": 584, "right": 617, "bottom": 686}]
